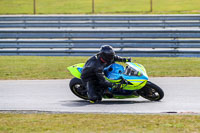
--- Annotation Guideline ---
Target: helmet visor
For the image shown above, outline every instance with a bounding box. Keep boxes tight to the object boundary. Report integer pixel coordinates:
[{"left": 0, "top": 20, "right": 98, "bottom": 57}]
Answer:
[{"left": 104, "top": 53, "right": 114, "bottom": 63}]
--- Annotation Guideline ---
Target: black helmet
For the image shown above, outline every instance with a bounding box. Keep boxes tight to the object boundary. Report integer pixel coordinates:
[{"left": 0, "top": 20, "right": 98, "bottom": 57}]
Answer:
[{"left": 99, "top": 45, "right": 115, "bottom": 63}]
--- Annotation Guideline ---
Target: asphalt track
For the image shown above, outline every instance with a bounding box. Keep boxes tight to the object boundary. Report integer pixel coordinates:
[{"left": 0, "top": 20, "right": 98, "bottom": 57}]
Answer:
[{"left": 0, "top": 77, "right": 200, "bottom": 114}]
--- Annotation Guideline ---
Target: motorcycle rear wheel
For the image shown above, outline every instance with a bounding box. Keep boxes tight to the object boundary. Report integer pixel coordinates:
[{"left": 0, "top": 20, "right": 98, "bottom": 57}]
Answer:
[
  {"left": 138, "top": 81, "right": 164, "bottom": 101},
  {"left": 69, "top": 78, "right": 88, "bottom": 100}
]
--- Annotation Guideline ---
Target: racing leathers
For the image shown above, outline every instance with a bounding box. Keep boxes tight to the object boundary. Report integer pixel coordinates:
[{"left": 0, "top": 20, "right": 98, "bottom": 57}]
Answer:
[{"left": 81, "top": 54, "right": 131, "bottom": 101}]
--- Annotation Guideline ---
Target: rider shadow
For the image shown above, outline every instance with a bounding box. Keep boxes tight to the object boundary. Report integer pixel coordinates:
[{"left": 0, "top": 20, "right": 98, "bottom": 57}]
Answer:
[
  {"left": 60, "top": 100, "right": 91, "bottom": 107},
  {"left": 60, "top": 100, "right": 152, "bottom": 107},
  {"left": 100, "top": 100, "right": 152, "bottom": 105}
]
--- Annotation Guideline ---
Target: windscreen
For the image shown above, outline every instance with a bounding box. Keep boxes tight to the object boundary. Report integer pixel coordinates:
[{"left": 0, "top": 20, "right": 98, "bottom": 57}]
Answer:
[{"left": 124, "top": 66, "right": 141, "bottom": 76}]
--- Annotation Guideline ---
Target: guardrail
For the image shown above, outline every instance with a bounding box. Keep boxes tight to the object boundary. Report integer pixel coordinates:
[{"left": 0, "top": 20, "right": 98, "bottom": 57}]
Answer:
[
  {"left": 1, "top": 15, "right": 200, "bottom": 29},
  {"left": 0, "top": 15, "right": 200, "bottom": 57},
  {"left": 0, "top": 28, "right": 200, "bottom": 57},
  {"left": 1, "top": 29, "right": 200, "bottom": 38}
]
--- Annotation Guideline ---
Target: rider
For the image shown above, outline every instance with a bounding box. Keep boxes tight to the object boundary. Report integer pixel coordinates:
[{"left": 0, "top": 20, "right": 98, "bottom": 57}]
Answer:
[{"left": 81, "top": 45, "right": 131, "bottom": 103}]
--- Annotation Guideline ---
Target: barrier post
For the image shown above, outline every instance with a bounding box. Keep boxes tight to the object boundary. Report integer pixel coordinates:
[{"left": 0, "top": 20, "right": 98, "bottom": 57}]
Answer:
[
  {"left": 92, "top": 0, "right": 95, "bottom": 13},
  {"left": 150, "top": 0, "right": 153, "bottom": 12},
  {"left": 33, "top": 0, "right": 36, "bottom": 14}
]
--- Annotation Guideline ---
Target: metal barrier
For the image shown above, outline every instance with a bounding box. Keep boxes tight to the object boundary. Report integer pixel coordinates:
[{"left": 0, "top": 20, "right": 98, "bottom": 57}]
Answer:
[
  {"left": 1, "top": 15, "right": 200, "bottom": 28},
  {"left": 0, "top": 29, "right": 200, "bottom": 57},
  {"left": 0, "top": 15, "right": 200, "bottom": 57}
]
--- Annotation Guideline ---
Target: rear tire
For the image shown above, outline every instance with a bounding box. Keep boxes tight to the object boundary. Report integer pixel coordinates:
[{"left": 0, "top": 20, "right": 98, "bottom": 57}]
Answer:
[
  {"left": 138, "top": 81, "right": 164, "bottom": 101},
  {"left": 69, "top": 78, "right": 88, "bottom": 100}
]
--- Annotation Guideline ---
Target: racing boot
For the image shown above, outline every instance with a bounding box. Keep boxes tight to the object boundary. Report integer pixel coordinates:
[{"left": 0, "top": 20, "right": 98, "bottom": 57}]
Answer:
[
  {"left": 89, "top": 96, "right": 102, "bottom": 103},
  {"left": 87, "top": 91, "right": 99, "bottom": 103},
  {"left": 89, "top": 92, "right": 102, "bottom": 103},
  {"left": 87, "top": 81, "right": 99, "bottom": 103}
]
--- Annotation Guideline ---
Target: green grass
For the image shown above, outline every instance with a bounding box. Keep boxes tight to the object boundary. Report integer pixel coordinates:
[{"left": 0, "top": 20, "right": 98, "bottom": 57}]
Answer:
[
  {"left": 0, "top": 56, "right": 200, "bottom": 80},
  {"left": 0, "top": 113, "right": 199, "bottom": 133},
  {"left": 0, "top": 0, "right": 200, "bottom": 14}
]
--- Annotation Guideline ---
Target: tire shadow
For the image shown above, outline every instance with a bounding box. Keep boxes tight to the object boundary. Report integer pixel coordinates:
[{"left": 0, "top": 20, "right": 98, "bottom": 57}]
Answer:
[{"left": 60, "top": 99, "right": 153, "bottom": 107}]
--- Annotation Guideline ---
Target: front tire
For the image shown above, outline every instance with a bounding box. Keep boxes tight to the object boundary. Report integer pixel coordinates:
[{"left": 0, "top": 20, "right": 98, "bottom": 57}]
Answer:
[
  {"left": 138, "top": 81, "right": 164, "bottom": 101},
  {"left": 69, "top": 78, "right": 88, "bottom": 100}
]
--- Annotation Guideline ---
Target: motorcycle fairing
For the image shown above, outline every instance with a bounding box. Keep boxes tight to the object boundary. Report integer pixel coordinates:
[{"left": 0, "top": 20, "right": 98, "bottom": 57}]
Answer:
[
  {"left": 67, "top": 62, "right": 148, "bottom": 91},
  {"left": 104, "top": 62, "right": 148, "bottom": 90},
  {"left": 107, "top": 94, "right": 139, "bottom": 99},
  {"left": 67, "top": 63, "right": 84, "bottom": 79}
]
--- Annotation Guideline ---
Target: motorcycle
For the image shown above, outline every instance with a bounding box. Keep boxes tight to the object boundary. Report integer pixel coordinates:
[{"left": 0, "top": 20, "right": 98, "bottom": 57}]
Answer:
[{"left": 67, "top": 62, "right": 164, "bottom": 101}]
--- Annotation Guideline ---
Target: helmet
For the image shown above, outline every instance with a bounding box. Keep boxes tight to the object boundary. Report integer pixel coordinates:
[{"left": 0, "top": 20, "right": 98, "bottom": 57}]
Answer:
[{"left": 99, "top": 45, "right": 115, "bottom": 63}]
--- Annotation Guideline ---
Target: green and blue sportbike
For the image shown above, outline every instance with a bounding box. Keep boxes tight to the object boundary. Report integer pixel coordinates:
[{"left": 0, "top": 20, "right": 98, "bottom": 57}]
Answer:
[{"left": 67, "top": 62, "right": 164, "bottom": 101}]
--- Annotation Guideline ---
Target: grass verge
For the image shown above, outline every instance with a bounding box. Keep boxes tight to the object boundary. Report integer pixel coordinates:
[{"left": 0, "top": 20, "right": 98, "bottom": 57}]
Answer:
[
  {"left": 0, "top": 113, "right": 199, "bottom": 133},
  {"left": 0, "top": 0, "right": 200, "bottom": 14},
  {"left": 0, "top": 56, "right": 200, "bottom": 80}
]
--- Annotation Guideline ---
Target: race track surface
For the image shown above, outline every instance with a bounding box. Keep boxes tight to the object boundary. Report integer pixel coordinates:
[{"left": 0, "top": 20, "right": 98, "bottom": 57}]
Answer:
[{"left": 0, "top": 77, "right": 200, "bottom": 114}]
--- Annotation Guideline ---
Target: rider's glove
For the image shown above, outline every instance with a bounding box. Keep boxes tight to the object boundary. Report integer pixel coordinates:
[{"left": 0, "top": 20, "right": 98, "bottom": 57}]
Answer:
[
  {"left": 122, "top": 57, "right": 131, "bottom": 62},
  {"left": 127, "top": 57, "right": 132, "bottom": 62},
  {"left": 112, "top": 83, "right": 121, "bottom": 91}
]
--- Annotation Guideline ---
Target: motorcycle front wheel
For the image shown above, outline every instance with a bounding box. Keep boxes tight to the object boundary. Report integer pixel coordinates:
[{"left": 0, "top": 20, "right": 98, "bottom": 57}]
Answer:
[
  {"left": 138, "top": 81, "right": 164, "bottom": 101},
  {"left": 69, "top": 78, "right": 88, "bottom": 100}
]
